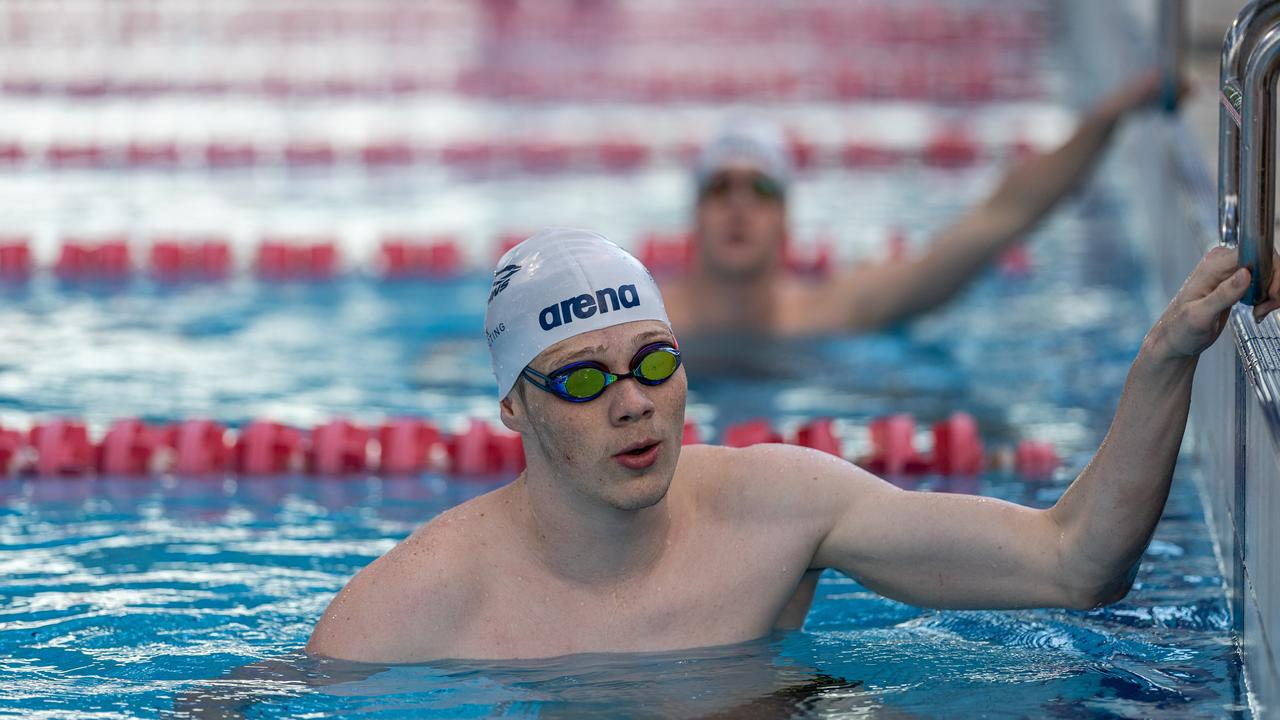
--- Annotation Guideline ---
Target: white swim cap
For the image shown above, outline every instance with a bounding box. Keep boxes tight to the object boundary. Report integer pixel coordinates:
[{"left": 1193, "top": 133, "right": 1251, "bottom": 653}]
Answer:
[
  {"left": 694, "top": 116, "right": 792, "bottom": 193},
  {"left": 484, "top": 228, "right": 672, "bottom": 399}
]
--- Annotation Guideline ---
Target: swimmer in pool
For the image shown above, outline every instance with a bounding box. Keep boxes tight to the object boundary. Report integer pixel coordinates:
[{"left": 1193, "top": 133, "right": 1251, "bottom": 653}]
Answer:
[
  {"left": 660, "top": 72, "right": 1179, "bottom": 336},
  {"left": 307, "top": 227, "right": 1280, "bottom": 663}
]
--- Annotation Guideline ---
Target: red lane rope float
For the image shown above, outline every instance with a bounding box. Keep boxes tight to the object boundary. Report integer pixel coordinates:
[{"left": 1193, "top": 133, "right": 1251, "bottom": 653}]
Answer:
[
  {"left": 255, "top": 237, "right": 339, "bottom": 280},
  {"left": 683, "top": 413, "right": 1056, "bottom": 479},
  {"left": 377, "top": 235, "right": 464, "bottom": 278},
  {"left": 0, "top": 236, "right": 32, "bottom": 278},
  {"left": 0, "top": 130, "right": 1011, "bottom": 174},
  {"left": 54, "top": 236, "right": 132, "bottom": 279},
  {"left": 149, "top": 237, "right": 232, "bottom": 281},
  {"left": 0, "top": 229, "right": 917, "bottom": 283},
  {"left": 1, "top": 413, "right": 1057, "bottom": 480},
  {"left": 638, "top": 231, "right": 836, "bottom": 280}
]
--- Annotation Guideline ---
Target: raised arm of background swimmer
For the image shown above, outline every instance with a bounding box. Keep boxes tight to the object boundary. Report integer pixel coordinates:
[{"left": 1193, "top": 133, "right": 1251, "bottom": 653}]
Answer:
[
  {"left": 744, "top": 247, "right": 1280, "bottom": 609},
  {"left": 828, "top": 71, "right": 1170, "bottom": 332}
]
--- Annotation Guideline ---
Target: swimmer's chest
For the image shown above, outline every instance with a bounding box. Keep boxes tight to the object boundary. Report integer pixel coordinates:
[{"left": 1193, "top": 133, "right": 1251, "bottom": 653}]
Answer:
[{"left": 458, "top": 528, "right": 807, "bottom": 658}]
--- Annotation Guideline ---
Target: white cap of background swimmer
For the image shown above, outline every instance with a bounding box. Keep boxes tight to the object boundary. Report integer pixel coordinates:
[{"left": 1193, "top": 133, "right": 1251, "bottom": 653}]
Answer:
[
  {"left": 694, "top": 116, "right": 792, "bottom": 194},
  {"left": 485, "top": 228, "right": 672, "bottom": 399}
]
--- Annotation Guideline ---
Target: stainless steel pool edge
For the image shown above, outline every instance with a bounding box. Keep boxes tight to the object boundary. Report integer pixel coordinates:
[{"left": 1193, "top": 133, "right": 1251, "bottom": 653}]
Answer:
[
  {"left": 1232, "top": 309, "right": 1280, "bottom": 439},
  {"left": 1164, "top": 108, "right": 1280, "bottom": 718}
]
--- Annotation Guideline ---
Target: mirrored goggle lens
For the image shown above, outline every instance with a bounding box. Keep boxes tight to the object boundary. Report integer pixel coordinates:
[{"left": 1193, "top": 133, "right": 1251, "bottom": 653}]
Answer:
[
  {"left": 561, "top": 367, "right": 609, "bottom": 399},
  {"left": 635, "top": 348, "right": 680, "bottom": 384}
]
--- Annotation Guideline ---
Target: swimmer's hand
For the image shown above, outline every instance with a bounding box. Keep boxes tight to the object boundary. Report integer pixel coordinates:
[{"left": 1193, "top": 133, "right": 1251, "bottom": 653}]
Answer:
[{"left": 1144, "top": 246, "right": 1280, "bottom": 362}]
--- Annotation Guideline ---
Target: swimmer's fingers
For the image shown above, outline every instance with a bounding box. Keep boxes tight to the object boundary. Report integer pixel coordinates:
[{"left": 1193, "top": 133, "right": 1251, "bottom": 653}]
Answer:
[
  {"left": 1191, "top": 266, "right": 1251, "bottom": 321},
  {"left": 1182, "top": 246, "right": 1239, "bottom": 298},
  {"left": 1152, "top": 248, "right": 1249, "bottom": 360}
]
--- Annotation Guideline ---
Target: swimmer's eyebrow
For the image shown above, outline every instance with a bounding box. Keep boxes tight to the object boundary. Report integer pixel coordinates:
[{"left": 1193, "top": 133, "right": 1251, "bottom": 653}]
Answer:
[
  {"left": 548, "top": 331, "right": 673, "bottom": 367},
  {"left": 550, "top": 344, "right": 608, "bottom": 366}
]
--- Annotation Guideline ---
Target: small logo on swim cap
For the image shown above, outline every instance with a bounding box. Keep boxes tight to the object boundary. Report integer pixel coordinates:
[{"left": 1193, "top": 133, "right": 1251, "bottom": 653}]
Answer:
[{"left": 489, "top": 264, "right": 521, "bottom": 303}]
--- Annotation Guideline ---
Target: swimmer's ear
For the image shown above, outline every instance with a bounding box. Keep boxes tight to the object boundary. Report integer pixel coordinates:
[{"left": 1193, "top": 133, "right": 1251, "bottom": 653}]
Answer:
[{"left": 499, "top": 391, "right": 526, "bottom": 433}]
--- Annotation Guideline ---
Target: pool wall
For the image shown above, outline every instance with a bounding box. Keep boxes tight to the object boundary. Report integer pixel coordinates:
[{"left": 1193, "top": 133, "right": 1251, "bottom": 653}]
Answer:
[
  {"left": 1170, "top": 123, "right": 1280, "bottom": 720},
  {"left": 1079, "top": 2, "right": 1280, "bottom": 714},
  {"left": 1152, "top": 36, "right": 1280, "bottom": 720}
]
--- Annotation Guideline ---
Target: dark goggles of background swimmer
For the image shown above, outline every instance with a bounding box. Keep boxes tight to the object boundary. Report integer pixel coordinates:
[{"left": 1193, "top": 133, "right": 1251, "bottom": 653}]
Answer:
[
  {"left": 699, "top": 171, "right": 784, "bottom": 202},
  {"left": 520, "top": 342, "right": 682, "bottom": 402}
]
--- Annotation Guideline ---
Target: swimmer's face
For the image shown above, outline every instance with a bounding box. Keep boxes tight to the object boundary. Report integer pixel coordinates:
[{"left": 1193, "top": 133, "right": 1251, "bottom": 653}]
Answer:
[
  {"left": 501, "top": 320, "right": 686, "bottom": 512},
  {"left": 694, "top": 162, "right": 787, "bottom": 279}
]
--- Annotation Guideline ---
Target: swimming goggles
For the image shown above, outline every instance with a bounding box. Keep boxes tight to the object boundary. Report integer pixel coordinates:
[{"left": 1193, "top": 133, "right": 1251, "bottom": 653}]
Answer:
[
  {"left": 700, "top": 171, "right": 783, "bottom": 202},
  {"left": 521, "top": 342, "right": 682, "bottom": 403}
]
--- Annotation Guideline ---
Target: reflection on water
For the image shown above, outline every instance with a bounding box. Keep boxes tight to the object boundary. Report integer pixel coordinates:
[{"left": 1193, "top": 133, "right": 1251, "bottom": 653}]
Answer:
[{"left": 174, "top": 640, "right": 882, "bottom": 719}]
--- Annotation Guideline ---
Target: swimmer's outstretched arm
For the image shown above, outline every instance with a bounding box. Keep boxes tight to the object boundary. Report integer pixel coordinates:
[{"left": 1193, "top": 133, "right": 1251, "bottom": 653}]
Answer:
[
  {"left": 827, "top": 71, "right": 1170, "bottom": 332},
  {"left": 1043, "top": 247, "right": 1278, "bottom": 602},
  {"left": 745, "top": 248, "right": 1278, "bottom": 609}
]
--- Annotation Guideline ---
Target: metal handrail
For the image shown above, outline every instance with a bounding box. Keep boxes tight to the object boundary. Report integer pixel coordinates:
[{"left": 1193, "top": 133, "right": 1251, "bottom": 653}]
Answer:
[
  {"left": 1220, "top": 0, "right": 1279, "bottom": 305},
  {"left": 1218, "top": 0, "right": 1280, "bottom": 249},
  {"left": 1240, "top": 26, "right": 1280, "bottom": 305}
]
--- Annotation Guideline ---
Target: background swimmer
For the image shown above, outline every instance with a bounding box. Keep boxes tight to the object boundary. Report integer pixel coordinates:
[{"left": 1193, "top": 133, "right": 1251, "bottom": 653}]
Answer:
[{"left": 662, "top": 72, "right": 1180, "bottom": 336}]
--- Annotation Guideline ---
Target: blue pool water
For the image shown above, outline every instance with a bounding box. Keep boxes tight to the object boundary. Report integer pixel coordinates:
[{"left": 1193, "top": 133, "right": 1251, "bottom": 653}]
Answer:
[
  {"left": 0, "top": 1, "right": 1249, "bottom": 717},
  {"left": 0, "top": 201, "right": 1249, "bottom": 717}
]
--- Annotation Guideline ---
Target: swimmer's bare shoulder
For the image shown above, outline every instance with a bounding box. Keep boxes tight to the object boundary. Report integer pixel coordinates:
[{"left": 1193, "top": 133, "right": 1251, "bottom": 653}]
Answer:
[
  {"left": 677, "top": 442, "right": 876, "bottom": 544},
  {"left": 306, "top": 492, "right": 505, "bottom": 663}
]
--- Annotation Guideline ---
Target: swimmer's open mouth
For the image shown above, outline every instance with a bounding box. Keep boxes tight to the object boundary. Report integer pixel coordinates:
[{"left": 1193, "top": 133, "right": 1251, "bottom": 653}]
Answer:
[{"left": 615, "top": 440, "right": 659, "bottom": 457}]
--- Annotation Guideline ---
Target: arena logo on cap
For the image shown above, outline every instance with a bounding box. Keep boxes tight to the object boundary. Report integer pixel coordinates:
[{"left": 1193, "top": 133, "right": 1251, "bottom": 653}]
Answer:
[{"left": 539, "top": 284, "right": 640, "bottom": 331}]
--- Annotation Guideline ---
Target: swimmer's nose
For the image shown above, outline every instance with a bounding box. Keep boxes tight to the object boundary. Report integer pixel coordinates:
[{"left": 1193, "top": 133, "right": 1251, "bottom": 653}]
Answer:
[
  {"left": 728, "top": 184, "right": 754, "bottom": 209},
  {"left": 610, "top": 378, "right": 655, "bottom": 425}
]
